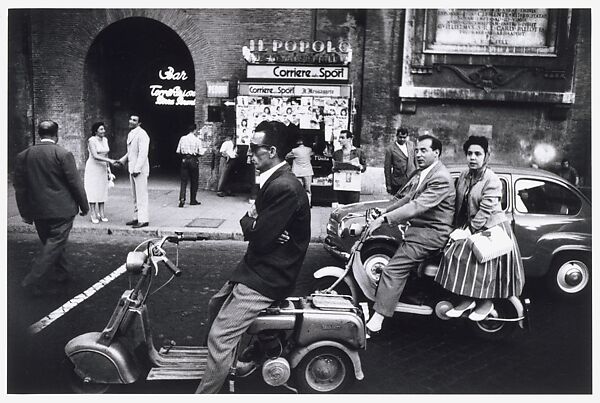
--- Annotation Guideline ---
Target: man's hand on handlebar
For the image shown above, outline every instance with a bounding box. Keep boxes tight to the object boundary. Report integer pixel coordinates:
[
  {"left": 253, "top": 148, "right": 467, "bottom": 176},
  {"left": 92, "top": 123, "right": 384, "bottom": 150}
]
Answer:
[{"left": 366, "top": 216, "right": 385, "bottom": 237}]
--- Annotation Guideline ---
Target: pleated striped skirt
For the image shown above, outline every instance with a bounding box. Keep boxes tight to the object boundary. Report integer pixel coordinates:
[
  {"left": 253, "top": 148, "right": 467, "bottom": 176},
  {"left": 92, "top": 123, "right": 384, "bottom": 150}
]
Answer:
[{"left": 434, "top": 221, "right": 525, "bottom": 298}]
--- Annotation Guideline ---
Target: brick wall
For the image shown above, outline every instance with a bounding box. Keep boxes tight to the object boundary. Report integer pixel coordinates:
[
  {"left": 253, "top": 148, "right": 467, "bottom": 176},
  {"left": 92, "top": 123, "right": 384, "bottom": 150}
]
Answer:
[{"left": 8, "top": 9, "right": 591, "bottom": 194}]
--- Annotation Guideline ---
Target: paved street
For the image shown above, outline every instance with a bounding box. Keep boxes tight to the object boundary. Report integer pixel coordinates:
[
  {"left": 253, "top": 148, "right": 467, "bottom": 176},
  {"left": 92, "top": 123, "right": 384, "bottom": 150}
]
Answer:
[{"left": 7, "top": 232, "right": 592, "bottom": 395}]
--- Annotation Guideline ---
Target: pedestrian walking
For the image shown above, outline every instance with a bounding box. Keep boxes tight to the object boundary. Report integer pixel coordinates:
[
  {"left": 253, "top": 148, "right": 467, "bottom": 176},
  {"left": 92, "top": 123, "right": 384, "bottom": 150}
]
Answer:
[
  {"left": 216, "top": 134, "right": 237, "bottom": 197},
  {"left": 84, "top": 122, "right": 117, "bottom": 223},
  {"left": 557, "top": 158, "right": 579, "bottom": 186},
  {"left": 13, "top": 120, "right": 89, "bottom": 296},
  {"left": 287, "top": 136, "right": 314, "bottom": 205},
  {"left": 116, "top": 114, "right": 150, "bottom": 228},
  {"left": 384, "top": 126, "right": 416, "bottom": 195},
  {"left": 176, "top": 123, "right": 205, "bottom": 207}
]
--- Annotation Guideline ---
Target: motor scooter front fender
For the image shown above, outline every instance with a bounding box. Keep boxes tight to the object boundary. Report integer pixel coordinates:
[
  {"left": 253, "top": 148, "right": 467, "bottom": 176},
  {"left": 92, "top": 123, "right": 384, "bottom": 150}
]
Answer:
[{"left": 65, "top": 332, "right": 142, "bottom": 384}]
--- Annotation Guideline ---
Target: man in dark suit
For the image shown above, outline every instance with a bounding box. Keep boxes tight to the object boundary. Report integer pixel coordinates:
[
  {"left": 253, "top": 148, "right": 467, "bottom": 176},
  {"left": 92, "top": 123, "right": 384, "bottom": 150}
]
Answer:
[
  {"left": 384, "top": 126, "right": 416, "bottom": 195},
  {"left": 13, "top": 120, "right": 89, "bottom": 296},
  {"left": 196, "top": 120, "right": 311, "bottom": 393},
  {"left": 365, "top": 134, "right": 455, "bottom": 334}
]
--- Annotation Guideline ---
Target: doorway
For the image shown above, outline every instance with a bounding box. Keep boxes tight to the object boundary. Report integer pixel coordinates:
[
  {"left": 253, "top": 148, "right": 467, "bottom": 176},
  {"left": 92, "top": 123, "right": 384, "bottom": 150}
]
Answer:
[{"left": 84, "top": 17, "right": 195, "bottom": 175}]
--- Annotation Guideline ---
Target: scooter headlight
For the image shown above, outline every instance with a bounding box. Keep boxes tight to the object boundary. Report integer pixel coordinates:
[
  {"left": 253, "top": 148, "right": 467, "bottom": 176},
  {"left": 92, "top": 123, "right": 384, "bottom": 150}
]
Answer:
[
  {"left": 126, "top": 251, "right": 146, "bottom": 273},
  {"left": 262, "top": 357, "right": 291, "bottom": 387}
]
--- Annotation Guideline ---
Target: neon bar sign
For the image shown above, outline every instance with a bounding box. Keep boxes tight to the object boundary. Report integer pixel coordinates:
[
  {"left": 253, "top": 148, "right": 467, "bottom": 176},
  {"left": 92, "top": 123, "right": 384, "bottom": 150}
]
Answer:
[{"left": 149, "top": 66, "right": 196, "bottom": 106}]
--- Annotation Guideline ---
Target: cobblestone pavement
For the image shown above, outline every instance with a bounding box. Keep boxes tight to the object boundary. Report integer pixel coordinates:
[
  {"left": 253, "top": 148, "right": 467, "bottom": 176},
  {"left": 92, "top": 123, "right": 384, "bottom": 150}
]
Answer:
[{"left": 6, "top": 233, "right": 593, "bottom": 395}]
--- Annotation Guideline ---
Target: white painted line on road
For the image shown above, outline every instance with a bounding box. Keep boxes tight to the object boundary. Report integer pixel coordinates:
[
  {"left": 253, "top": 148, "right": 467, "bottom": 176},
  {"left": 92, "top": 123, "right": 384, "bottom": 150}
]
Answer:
[{"left": 27, "top": 264, "right": 127, "bottom": 335}]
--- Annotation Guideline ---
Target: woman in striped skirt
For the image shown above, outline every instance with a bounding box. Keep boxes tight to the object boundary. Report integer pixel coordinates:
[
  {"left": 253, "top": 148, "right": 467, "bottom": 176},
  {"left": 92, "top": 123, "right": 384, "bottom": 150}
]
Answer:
[{"left": 434, "top": 135, "right": 525, "bottom": 321}]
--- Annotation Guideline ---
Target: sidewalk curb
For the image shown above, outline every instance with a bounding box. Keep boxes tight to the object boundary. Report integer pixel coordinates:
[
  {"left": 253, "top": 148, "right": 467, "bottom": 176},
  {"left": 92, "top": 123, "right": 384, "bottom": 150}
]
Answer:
[{"left": 6, "top": 222, "right": 327, "bottom": 243}]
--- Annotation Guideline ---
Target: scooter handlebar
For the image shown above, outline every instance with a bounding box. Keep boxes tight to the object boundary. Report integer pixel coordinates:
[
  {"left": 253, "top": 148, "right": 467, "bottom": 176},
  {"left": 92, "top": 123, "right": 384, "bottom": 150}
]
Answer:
[
  {"left": 166, "top": 233, "right": 208, "bottom": 243},
  {"left": 163, "top": 257, "right": 182, "bottom": 277}
]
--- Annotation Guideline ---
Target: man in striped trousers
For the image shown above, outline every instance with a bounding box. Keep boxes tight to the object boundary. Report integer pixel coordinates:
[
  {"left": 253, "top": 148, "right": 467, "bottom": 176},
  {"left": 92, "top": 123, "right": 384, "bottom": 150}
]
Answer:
[{"left": 196, "top": 121, "right": 311, "bottom": 393}]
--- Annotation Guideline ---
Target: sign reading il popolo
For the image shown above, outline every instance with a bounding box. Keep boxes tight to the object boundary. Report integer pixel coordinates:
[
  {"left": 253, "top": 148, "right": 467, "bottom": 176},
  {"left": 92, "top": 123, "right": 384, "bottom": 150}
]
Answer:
[{"left": 246, "top": 65, "right": 349, "bottom": 81}]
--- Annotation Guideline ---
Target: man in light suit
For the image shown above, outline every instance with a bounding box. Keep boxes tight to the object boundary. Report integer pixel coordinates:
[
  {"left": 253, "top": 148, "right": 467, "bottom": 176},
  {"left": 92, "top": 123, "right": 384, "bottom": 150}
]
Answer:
[
  {"left": 196, "top": 120, "right": 311, "bottom": 393},
  {"left": 365, "top": 134, "right": 455, "bottom": 334},
  {"left": 13, "top": 120, "right": 89, "bottom": 296},
  {"left": 117, "top": 114, "right": 150, "bottom": 228},
  {"left": 384, "top": 126, "right": 416, "bottom": 195}
]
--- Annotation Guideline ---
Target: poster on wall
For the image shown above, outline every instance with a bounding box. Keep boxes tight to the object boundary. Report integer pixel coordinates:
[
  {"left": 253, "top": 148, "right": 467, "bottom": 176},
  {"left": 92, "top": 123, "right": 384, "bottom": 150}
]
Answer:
[{"left": 235, "top": 91, "right": 351, "bottom": 146}]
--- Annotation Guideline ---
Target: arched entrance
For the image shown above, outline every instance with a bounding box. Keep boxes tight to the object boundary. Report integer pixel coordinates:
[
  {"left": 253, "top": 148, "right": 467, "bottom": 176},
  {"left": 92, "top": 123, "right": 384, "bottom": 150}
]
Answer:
[{"left": 84, "top": 17, "right": 195, "bottom": 175}]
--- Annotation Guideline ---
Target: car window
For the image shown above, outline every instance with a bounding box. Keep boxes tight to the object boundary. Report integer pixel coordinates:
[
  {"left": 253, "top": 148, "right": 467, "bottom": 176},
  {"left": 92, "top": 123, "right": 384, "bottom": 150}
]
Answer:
[
  {"left": 500, "top": 178, "right": 508, "bottom": 211},
  {"left": 515, "top": 178, "right": 581, "bottom": 215}
]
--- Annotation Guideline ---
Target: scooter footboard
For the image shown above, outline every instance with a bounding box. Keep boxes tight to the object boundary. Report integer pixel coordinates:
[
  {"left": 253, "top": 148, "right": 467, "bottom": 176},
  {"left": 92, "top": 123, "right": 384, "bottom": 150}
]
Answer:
[{"left": 65, "top": 332, "right": 142, "bottom": 384}]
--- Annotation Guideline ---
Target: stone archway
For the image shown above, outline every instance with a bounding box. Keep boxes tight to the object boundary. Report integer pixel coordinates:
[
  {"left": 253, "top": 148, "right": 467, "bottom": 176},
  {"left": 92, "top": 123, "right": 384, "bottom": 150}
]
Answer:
[{"left": 83, "top": 17, "right": 195, "bottom": 174}]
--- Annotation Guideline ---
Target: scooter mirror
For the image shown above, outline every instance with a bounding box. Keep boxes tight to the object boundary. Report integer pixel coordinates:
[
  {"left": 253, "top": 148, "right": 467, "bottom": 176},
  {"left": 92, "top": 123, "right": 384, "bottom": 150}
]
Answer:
[{"left": 126, "top": 251, "right": 146, "bottom": 273}]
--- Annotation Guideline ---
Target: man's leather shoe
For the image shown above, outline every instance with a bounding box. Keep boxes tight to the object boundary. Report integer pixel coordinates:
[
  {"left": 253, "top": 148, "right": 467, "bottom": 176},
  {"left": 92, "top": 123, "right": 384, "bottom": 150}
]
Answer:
[
  {"left": 178, "top": 201, "right": 184, "bottom": 208},
  {"left": 216, "top": 192, "right": 225, "bottom": 197},
  {"left": 190, "top": 200, "right": 201, "bottom": 205},
  {"left": 132, "top": 222, "right": 149, "bottom": 228},
  {"left": 125, "top": 220, "right": 138, "bottom": 226}
]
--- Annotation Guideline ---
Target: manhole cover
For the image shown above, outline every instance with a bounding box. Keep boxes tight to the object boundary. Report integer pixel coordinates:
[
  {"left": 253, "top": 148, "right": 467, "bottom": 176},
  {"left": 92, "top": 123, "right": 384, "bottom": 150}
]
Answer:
[{"left": 186, "top": 218, "right": 225, "bottom": 228}]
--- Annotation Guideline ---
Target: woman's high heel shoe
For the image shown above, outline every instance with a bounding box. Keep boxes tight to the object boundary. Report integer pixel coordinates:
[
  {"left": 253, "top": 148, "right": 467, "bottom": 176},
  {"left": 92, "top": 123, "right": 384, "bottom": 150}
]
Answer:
[
  {"left": 445, "top": 300, "right": 476, "bottom": 318},
  {"left": 99, "top": 216, "right": 109, "bottom": 222},
  {"left": 91, "top": 216, "right": 100, "bottom": 224}
]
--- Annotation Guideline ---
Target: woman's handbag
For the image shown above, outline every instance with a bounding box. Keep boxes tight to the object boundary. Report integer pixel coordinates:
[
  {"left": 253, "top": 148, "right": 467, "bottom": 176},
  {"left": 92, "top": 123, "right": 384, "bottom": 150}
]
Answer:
[{"left": 468, "top": 225, "right": 513, "bottom": 263}]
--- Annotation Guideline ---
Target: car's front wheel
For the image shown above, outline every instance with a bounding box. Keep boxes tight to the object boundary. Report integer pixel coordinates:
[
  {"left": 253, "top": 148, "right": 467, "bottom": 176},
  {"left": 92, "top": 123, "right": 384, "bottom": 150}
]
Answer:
[{"left": 546, "top": 253, "right": 591, "bottom": 298}]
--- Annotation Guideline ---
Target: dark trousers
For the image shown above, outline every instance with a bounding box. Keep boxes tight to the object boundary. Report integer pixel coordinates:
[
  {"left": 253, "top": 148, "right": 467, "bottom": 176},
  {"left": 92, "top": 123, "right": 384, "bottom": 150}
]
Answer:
[
  {"left": 179, "top": 157, "right": 199, "bottom": 202},
  {"left": 217, "top": 157, "right": 235, "bottom": 193},
  {"left": 21, "top": 216, "right": 75, "bottom": 288}
]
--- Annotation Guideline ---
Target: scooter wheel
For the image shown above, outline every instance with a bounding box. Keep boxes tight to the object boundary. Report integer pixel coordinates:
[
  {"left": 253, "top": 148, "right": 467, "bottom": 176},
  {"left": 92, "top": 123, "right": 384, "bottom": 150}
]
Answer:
[
  {"left": 293, "top": 347, "right": 354, "bottom": 393},
  {"left": 466, "top": 301, "right": 517, "bottom": 341},
  {"left": 434, "top": 301, "right": 454, "bottom": 320},
  {"left": 61, "top": 358, "right": 111, "bottom": 394}
]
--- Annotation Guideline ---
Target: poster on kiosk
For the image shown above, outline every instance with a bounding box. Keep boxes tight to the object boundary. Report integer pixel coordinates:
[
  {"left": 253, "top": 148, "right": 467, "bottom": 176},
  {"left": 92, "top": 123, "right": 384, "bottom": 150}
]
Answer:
[{"left": 237, "top": 39, "right": 354, "bottom": 205}]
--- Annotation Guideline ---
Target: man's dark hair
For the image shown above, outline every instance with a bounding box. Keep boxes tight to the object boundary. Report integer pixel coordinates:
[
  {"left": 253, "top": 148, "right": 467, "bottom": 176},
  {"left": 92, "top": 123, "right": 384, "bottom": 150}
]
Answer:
[
  {"left": 187, "top": 123, "right": 197, "bottom": 133},
  {"left": 340, "top": 129, "right": 354, "bottom": 139},
  {"left": 254, "top": 120, "right": 293, "bottom": 160},
  {"left": 396, "top": 127, "right": 409, "bottom": 136},
  {"left": 417, "top": 134, "right": 442, "bottom": 154},
  {"left": 38, "top": 120, "right": 59, "bottom": 138},
  {"left": 462, "top": 135, "right": 489, "bottom": 155}
]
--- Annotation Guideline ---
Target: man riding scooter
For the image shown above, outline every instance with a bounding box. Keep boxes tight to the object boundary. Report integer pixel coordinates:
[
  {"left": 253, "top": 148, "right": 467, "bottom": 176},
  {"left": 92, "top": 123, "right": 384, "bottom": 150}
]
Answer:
[
  {"left": 364, "top": 134, "right": 455, "bottom": 336},
  {"left": 196, "top": 121, "right": 311, "bottom": 393}
]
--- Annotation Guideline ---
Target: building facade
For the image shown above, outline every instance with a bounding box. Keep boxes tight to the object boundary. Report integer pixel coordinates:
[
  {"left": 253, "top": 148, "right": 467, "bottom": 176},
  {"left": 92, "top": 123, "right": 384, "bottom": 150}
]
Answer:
[{"left": 8, "top": 9, "right": 591, "bottom": 193}]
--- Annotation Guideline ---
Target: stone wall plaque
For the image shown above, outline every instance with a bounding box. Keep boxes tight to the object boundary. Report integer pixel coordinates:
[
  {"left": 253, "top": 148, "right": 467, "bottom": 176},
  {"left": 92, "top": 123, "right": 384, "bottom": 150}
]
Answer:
[
  {"left": 399, "top": 8, "right": 577, "bottom": 113},
  {"left": 427, "top": 9, "right": 553, "bottom": 55}
]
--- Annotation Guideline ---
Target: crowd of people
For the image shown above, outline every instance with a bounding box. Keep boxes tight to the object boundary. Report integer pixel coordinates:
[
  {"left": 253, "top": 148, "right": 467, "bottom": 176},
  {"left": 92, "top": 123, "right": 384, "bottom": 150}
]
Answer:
[{"left": 15, "top": 116, "right": 575, "bottom": 391}]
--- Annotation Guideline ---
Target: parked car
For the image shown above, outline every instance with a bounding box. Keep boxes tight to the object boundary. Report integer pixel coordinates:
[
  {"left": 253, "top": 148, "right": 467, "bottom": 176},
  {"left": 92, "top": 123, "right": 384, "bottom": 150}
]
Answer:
[{"left": 324, "top": 164, "right": 592, "bottom": 298}]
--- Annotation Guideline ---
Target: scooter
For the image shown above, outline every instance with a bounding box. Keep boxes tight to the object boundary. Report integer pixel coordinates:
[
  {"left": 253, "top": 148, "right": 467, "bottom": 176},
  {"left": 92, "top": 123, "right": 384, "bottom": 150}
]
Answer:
[
  {"left": 313, "top": 209, "right": 530, "bottom": 340},
  {"left": 64, "top": 232, "right": 366, "bottom": 393}
]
